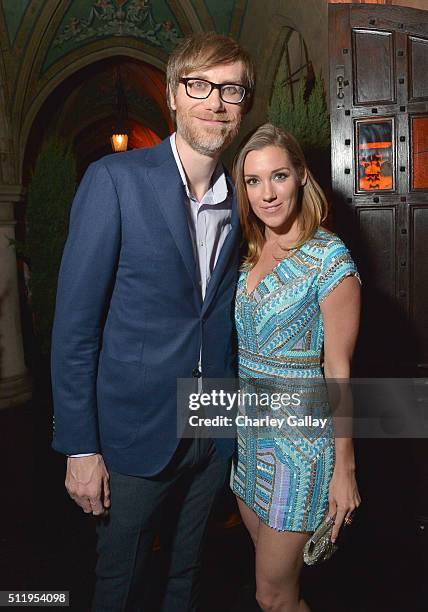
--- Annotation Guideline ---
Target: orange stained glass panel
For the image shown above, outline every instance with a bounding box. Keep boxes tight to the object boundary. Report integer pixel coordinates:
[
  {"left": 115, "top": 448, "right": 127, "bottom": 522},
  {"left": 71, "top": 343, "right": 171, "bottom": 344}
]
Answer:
[
  {"left": 357, "top": 119, "right": 394, "bottom": 191},
  {"left": 412, "top": 116, "right": 428, "bottom": 189}
]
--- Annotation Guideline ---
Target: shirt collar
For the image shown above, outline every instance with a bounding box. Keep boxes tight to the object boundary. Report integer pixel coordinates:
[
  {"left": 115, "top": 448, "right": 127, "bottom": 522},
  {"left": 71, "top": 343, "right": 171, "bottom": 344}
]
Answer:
[{"left": 169, "top": 133, "right": 228, "bottom": 204}]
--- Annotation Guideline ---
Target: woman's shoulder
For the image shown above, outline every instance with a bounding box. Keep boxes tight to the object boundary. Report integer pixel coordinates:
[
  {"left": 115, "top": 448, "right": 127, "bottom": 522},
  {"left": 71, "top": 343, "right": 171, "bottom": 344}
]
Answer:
[
  {"left": 301, "top": 227, "right": 350, "bottom": 266},
  {"left": 311, "top": 228, "right": 361, "bottom": 299},
  {"left": 311, "top": 227, "right": 347, "bottom": 249}
]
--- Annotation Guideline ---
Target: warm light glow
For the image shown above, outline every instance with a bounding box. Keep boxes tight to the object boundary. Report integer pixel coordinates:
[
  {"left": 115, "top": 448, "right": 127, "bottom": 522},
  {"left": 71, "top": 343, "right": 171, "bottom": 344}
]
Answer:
[
  {"left": 358, "top": 141, "right": 392, "bottom": 149},
  {"left": 111, "top": 133, "right": 128, "bottom": 152},
  {"left": 129, "top": 124, "right": 162, "bottom": 149}
]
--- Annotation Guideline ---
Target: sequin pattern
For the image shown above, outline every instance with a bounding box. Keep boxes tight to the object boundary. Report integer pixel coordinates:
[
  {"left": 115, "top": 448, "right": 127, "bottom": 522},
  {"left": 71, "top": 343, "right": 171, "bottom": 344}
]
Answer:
[{"left": 231, "top": 228, "right": 361, "bottom": 532}]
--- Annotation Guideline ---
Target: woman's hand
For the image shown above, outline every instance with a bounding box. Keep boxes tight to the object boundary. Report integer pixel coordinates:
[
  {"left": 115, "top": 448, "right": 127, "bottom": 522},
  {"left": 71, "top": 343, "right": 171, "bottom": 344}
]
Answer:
[{"left": 327, "top": 465, "right": 361, "bottom": 542}]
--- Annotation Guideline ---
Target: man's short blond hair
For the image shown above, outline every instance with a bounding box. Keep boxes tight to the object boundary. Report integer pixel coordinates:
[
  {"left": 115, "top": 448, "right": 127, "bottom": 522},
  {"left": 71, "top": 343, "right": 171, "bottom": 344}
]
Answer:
[{"left": 166, "top": 32, "right": 256, "bottom": 118}]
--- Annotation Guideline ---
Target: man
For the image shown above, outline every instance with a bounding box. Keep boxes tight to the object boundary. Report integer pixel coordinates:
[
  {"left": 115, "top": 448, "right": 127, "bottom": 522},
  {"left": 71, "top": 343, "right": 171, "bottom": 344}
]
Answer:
[{"left": 51, "top": 33, "right": 255, "bottom": 611}]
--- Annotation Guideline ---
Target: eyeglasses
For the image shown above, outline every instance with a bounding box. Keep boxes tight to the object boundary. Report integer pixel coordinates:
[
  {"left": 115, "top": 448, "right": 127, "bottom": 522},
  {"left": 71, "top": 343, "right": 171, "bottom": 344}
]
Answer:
[{"left": 179, "top": 77, "right": 247, "bottom": 104}]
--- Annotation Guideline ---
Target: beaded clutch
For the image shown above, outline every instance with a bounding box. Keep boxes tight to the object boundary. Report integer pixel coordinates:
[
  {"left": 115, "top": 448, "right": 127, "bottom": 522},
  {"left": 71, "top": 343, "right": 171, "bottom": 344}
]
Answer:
[{"left": 303, "top": 516, "right": 341, "bottom": 565}]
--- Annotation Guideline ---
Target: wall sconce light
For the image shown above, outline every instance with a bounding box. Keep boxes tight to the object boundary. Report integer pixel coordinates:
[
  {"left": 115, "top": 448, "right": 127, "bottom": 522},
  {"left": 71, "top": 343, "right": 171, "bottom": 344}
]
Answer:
[
  {"left": 111, "top": 132, "right": 128, "bottom": 152},
  {"left": 111, "top": 67, "right": 129, "bottom": 152}
]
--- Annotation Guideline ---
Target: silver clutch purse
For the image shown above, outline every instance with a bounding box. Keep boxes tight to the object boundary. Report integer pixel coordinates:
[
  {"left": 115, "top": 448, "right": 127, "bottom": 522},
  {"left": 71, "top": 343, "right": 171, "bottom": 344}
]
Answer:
[{"left": 303, "top": 517, "right": 339, "bottom": 565}]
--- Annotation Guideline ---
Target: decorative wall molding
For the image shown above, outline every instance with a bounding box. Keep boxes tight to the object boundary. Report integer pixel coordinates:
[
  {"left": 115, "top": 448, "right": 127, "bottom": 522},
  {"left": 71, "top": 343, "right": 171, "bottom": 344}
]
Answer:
[{"left": 52, "top": 1, "right": 182, "bottom": 53}]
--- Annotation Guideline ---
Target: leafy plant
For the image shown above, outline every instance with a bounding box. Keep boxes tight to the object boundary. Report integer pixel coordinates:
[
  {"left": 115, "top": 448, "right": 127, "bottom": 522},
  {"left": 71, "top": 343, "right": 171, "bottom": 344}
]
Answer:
[
  {"left": 268, "top": 70, "right": 331, "bottom": 179},
  {"left": 12, "top": 138, "right": 76, "bottom": 355}
]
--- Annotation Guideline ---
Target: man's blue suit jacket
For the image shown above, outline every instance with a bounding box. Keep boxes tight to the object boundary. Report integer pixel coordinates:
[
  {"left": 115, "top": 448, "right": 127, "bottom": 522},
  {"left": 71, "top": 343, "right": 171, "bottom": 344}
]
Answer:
[{"left": 51, "top": 137, "right": 240, "bottom": 477}]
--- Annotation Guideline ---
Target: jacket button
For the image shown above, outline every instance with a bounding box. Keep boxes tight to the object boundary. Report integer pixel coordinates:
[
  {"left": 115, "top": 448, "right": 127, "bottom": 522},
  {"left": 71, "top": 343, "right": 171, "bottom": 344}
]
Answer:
[{"left": 192, "top": 368, "right": 202, "bottom": 378}]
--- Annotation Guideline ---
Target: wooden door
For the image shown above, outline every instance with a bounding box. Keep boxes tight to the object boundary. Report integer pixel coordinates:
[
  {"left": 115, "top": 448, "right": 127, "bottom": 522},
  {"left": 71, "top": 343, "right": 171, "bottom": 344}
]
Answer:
[{"left": 329, "top": 3, "right": 428, "bottom": 376}]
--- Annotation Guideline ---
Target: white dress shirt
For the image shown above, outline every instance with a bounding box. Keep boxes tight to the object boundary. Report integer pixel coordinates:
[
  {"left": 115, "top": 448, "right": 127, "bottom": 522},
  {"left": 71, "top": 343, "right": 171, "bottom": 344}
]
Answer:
[{"left": 170, "top": 133, "right": 232, "bottom": 299}]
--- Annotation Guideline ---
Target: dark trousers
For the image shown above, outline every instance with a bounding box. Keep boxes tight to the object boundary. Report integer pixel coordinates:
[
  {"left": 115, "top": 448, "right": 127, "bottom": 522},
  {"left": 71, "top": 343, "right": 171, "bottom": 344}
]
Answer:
[{"left": 92, "top": 438, "right": 230, "bottom": 612}]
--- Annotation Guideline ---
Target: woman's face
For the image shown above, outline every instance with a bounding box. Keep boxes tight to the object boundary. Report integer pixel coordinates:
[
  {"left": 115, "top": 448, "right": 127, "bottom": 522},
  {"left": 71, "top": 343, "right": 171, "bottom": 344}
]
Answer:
[{"left": 243, "top": 145, "right": 306, "bottom": 235}]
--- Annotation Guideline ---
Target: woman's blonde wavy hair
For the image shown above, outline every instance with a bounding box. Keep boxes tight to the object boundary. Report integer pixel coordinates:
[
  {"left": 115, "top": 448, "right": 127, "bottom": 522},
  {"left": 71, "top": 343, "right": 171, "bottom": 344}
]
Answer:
[{"left": 233, "top": 123, "right": 329, "bottom": 269}]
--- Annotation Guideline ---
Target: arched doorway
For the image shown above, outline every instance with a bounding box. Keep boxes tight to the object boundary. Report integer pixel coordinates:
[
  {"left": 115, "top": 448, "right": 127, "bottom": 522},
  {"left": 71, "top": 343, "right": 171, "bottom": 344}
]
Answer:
[{"left": 23, "top": 56, "right": 172, "bottom": 182}]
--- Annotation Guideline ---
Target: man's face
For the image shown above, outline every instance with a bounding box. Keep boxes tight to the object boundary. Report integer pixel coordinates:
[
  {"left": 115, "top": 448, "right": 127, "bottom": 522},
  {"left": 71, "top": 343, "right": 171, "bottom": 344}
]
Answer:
[{"left": 170, "top": 61, "right": 245, "bottom": 157}]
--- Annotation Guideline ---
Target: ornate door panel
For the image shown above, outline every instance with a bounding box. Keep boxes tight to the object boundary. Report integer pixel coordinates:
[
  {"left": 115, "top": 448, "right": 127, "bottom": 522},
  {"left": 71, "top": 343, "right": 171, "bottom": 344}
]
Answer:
[{"left": 329, "top": 3, "right": 428, "bottom": 374}]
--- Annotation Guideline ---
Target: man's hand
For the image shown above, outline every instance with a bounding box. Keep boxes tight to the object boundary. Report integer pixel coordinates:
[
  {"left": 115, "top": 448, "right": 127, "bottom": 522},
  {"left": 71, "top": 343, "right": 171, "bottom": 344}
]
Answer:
[{"left": 65, "top": 454, "right": 110, "bottom": 516}]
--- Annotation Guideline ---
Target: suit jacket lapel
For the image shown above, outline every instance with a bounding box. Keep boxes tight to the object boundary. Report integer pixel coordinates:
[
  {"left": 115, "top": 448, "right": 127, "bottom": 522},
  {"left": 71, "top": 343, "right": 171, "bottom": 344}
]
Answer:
[
  {"left": 147, "top": 158, "right": 199, "bottom": 293},
  {"left": 202, "top": 183, "right": 240, "bottom": 316},
  {"left": 147, "top": 141, "right": 240, "bottom": 313}
]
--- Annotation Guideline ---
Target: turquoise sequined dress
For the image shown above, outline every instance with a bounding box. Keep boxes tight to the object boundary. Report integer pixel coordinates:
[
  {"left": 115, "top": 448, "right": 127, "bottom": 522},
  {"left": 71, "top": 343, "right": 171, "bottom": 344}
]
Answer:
[{"left": 231, "top": 228, "right": 360, "bottom": 532}]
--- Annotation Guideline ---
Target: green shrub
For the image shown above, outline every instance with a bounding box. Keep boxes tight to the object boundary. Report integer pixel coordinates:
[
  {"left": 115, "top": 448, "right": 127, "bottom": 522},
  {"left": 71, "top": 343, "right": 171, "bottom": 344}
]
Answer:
[
  {"left": 268, "top": 73, "right": 331, "bottom": 181},
  {"left": 13, "top": 138, "right": 76, "bottom": 355}
]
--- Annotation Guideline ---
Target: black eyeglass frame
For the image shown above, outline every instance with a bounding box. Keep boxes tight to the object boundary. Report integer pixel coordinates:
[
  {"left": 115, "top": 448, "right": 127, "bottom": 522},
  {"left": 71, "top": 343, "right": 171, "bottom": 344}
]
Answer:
[{"left": 179, "top": 77, "right": 248, "bottom": 104}]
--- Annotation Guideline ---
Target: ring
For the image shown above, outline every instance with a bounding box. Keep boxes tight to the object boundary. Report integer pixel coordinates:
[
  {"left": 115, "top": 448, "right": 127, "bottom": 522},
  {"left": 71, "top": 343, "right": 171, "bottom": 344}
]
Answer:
[{"left": 344, "top": 516, "right": 353, "bottom": 525}]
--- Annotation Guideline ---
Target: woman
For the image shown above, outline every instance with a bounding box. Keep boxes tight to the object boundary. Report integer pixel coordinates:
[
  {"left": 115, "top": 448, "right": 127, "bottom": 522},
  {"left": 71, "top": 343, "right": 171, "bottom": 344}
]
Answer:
[{"left": 231, "top": 123, "right": 361, "bottom": 612}]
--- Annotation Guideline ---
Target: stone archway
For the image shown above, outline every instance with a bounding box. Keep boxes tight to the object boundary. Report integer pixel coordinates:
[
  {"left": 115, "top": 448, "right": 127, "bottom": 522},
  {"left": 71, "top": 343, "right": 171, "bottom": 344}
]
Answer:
[
  {"left": 21, "top": 50, "right": 172, "bottom": 181},
  {"left": 18, "top": 44, "right": 172, "bottom": 182}
]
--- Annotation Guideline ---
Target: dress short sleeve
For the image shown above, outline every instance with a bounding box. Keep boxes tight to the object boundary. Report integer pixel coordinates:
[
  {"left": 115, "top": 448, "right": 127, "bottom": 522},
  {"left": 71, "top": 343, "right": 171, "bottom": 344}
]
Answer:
[{"left": 318, "top": 237, "right": 361, "bottom": 303}]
